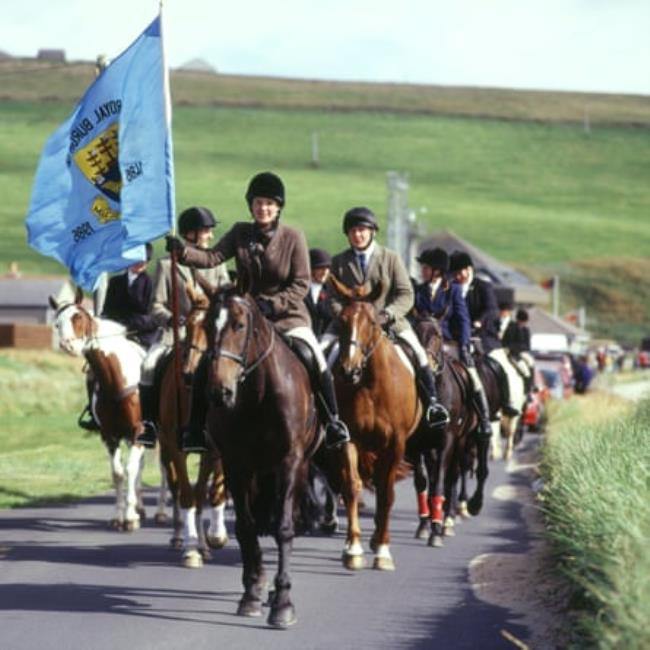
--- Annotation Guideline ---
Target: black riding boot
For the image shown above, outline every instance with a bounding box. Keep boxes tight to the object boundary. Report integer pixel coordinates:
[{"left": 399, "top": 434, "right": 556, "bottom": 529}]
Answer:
[
  {"left": 473, "top": 387, "right": 493, "bottom": 440},
  {"left": 135, "top": 384, "right": 157, "bottom": 448},
  {"left": 418, "top": 365, "right": 450, "bottom": 428},
  {"left": 78, "top": 376, "right": 100, "bottom": 431},
  {"left": 498, "top": 365, "right": 519, "bottom": 417},
  {"left": 317, "top": 370, "right": 350, "bottom": 449},
  {"left": 181, "top": 355, "right": 209, "bottom": 453}
]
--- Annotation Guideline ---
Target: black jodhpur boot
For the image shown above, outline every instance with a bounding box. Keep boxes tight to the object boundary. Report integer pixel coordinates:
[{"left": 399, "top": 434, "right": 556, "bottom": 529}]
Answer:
[
  {"left": 135, "top": 384, "right": 158, "bottom": 448},
  {"left": 473, "top": 387, "right": 493, "bottom": 441},
  {"left": 418, "top": 365, "right": 450, "bottom": 428},
  {"left": 181, "top": 355, "right": 209, "bottom": 453},
  {"left": 78, "top": 375, "right": 100, "bottom": 431},
  {"left": 317, "top": 370, "right": 350, "bottom": 450}
]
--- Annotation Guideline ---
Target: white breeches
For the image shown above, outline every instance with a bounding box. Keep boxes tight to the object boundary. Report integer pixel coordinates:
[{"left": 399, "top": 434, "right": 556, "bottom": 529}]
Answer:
[
  {"left": 489, "top": 347, "right": 523, "bottom": 403},
  {"left": 140, "top": 342, "right": 170, "bottom": 386},
  {"left": 395, "top": 328, "right": 429, "bottom": 367},
  {"left": 287, "top": 326, "right": 328, "bottom": 373}
]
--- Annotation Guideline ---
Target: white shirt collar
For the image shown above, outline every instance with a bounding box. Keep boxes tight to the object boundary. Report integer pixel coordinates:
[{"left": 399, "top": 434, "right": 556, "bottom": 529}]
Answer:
[
  {"left": 460, "top": 267, "right": 474, "bottom": 298},
  {"left": 127, "top": 270, "right": 139, "bottom": 287},
  {"left": 310, "top": 281, "right": 323, "bottom": 303}
]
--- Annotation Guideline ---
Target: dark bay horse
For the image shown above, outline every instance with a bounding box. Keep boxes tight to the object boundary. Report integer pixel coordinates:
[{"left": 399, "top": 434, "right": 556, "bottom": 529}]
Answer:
[
  {"left": 408, "top": 318, "right": 494, "bottom": 545},
  {"left": 155, "top": 284, "right": 228, "bottom": 568},
  {"left": 50, "top": 287, "right": 165, "bottom": 530},
  {"left": 329, "top": 276, "right": 421, "bottom": 571},
  {"left": 204, "top": 289, "right": 320, "bottom": 629}
]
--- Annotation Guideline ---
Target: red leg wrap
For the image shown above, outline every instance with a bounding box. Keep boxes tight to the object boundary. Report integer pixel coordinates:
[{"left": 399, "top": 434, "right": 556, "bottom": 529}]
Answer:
[
  {"left": 417, "top": 492, "right": 429, "bottom": 517},
  {"left": 430, "top": 495, "right": 445, "bottom": 523}
]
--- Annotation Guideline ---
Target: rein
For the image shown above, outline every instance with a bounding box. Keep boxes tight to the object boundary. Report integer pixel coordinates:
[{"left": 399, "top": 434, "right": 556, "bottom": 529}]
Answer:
[
  {"left": 347, "top": 321, "right": 384, "bottom": 369},
  {"left": 212, "top": 296, "right": 276, "bottom": 383}
]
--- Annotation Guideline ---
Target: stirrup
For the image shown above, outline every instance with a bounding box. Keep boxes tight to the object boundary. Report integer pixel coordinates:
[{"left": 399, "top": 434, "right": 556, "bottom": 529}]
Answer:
[
  {"left": 181, "top": 427, "right": 208, "bottom": 453},
  {"left": 325, "top": 419, "right": 350, "bottom": 450},
  {"left": 502, "top": 405, "right": 520, "bottom": 417},
  {"left": 426, "top": 402, "right": 450, "bottom": 427},
  {"left": 78, "top": 406, "right": 100, "bottom": 432},
  {"left": 474, "top": 422, "right": 493, "bottom": 440},
  {"left": 135, "top": 421, "right": 157, "bottom": 449}
]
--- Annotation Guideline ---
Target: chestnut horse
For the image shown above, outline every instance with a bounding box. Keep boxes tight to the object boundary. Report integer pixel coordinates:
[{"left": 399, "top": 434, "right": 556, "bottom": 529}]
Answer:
[
  {"left": 204, "top": 289, "right": 320, "bottom": 629},
  {"left": 329, "top": 276, "right": 421, "bottom": 571},
  {"left": 155, "top": 284, "right": 228, "bottom": 568},
  {"left": 50, "top": 288, "right": 166, "bottom": 530}
]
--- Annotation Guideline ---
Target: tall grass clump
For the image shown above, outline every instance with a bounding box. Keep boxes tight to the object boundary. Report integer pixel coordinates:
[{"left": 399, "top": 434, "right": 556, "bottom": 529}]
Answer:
[{"left": 540, "top": 394, "right": 650, "bottom": 649}]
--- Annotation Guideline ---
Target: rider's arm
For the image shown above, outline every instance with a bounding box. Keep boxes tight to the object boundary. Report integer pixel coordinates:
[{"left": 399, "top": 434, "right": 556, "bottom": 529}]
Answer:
[
  {"left": 451, "top": 283, "right": 471, "bottom": 348},
  {"left": 150, "top": 259, "right": 172, "bottom": 327},
  {"left": 383, "top": 251, "right": 414, "bottom": 321},
  {"left": 181, "top": 224, "right": 237, "bottom": 268}
]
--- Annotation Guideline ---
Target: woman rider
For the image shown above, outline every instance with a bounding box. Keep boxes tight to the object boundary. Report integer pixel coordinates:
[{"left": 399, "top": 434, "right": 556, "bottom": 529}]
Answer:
[
  {"left": 413, "top": 247, "right": 492, "bottom": 437},
  {"left": 323, "top": 207, "right": 449, "bottom": 428},
  {"left": 165, "top": 171, "right": 350, "bottom": 451}
]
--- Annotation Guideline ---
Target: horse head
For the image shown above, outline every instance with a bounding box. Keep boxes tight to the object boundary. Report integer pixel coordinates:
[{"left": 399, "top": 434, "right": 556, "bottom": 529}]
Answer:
[
  {"left": 50, "top": 286, "right": 96, "bottom": 357},
  {"left": 182, "top": 282, "right": 212, "bottom": 385},
  {"left": 329, "top": 275, "right": 384, "bottom": 386},
  {"left": 412, "top": 315, "right": 444, "bottom": 372},
  {"left": 207, "top": 289, "right": 273, "bottom": 409}
]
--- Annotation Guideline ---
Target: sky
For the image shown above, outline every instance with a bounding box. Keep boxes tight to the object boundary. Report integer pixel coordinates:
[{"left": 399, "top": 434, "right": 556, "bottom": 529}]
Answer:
[{"left": 2, "top": 0, "right": 649, "bottom": 95}]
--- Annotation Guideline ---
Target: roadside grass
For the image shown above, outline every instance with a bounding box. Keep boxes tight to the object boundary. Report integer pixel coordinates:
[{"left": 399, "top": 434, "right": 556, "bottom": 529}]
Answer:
[
  {"left": 0, "top": 350, "right": 163, "bottom": 509},
  {"left": 540, "top": 393, "right": 650, "bottom": 649}
]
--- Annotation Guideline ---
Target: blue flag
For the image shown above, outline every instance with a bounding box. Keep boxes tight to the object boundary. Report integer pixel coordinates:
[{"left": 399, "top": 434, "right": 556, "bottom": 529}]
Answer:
[{"left": 26, "top": 15, "right": 175, "bottom": 291}]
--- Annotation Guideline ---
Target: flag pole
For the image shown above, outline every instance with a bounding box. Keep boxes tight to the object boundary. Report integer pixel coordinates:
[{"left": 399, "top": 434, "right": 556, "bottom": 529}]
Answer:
[{"left": 159, "top": 0, "right": 184, "bottom": 443}]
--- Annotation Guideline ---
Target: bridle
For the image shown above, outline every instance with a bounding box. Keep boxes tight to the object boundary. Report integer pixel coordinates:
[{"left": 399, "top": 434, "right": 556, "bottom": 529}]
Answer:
[
  {"left": 343, "top": 313, "right": 383, "bottom": 371},
  {"left": 210, "top": 296, "right": 275, "bottom": 384},
  {"left": 54, "top": 301, "right": 96, "bottom": 352}
]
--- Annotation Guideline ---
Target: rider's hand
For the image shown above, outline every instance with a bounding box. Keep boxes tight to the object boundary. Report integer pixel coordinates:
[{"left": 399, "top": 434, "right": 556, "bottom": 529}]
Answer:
[
  {"left": 459, "top": 345, "right": 473, "bottom": 366},
  {"left": 255, "top": 298, "right": 274, "bottom": 317},
  {"left": 378, "top": 310, "right": 394, "bottom": 328},
  {"left": 165, "top": 235, "right": 185, "bottom": 257}
]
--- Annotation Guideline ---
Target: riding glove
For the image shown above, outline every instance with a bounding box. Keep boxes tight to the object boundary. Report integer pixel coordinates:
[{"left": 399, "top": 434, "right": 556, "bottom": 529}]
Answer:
[
  {"left": 165, "top": 235, "right": 186, "bottom": 257},
  {"left": 459, "top": 344, "right": 473, "bottom": 367},
  {"left": 378, "top": 310, "right": 394, "bottom": 328},
  {"left": 255, "top": 298, "right": 274, "bottom": 317}
]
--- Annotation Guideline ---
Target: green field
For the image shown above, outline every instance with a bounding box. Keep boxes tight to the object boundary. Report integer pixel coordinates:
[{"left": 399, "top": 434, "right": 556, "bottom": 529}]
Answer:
[{"left": 1, "top": 63, "right": 649, "bottom": 342}]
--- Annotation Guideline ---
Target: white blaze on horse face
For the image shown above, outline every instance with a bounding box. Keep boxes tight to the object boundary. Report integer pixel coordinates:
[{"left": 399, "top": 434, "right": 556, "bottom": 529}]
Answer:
[
  {"left": 55, "top": 306, "right": 86, "bottom": 356},
  {"left": 214, "top": 306, "right": 227, "bottom": 334}
]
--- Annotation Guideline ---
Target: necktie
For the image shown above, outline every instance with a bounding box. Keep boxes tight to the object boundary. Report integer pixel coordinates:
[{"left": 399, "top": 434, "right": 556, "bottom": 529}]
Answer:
[{"left": 358, "top": 253, "right": 367, "bottom": 277}]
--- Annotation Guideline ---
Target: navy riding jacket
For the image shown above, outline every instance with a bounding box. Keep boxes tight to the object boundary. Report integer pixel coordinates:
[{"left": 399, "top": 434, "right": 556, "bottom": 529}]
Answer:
[{"left": 414, "top": 281, "right": 471, "bottom": 347}]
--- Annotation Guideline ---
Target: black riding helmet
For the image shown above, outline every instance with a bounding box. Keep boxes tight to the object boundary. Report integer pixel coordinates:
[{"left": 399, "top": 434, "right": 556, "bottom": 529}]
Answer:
[
  {"left": 309, "top": 248, "right": 332, "bottom": 269},
  {"left": 245, "top": 171, "right": 285, "bottom": 208},
  {"left": 449, "top": 250, "right": 474, "bottom": 273},
  {"left": 342, "top": 206, "right": 380, "bottom": 234},
  {"left": 178, "top": 206, "right": 218, "bottom": 236},
  {"left": 416, "top": 247, "right": 449, "bottom": 272}
]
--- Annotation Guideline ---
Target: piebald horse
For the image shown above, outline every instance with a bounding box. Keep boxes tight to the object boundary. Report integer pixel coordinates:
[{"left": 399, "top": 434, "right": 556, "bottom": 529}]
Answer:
[
  {"left": 329, "top": 276, "right": 421, "bottom": 571},
  {"left": 50, "top": 287, "right": 165, "bottom": 530}
]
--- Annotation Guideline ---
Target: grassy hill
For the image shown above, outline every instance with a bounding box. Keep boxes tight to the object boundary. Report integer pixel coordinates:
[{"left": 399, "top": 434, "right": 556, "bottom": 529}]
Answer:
[{"left": 1, "top": 60, "right": 649, "bottom": 343}]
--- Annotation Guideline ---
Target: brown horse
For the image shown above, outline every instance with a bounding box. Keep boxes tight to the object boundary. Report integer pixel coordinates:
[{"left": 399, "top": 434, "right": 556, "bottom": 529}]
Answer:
[
  {"left": 204, "top": 289, "right": 320, "bottom": 629},
  {"left": 155, "top": 283, "right": 228, "bottom": 568},
  {"left": 50, "top": 287, "right": 164, "bottom": 530},
  {"left": 329, "top": 275, "right": 421, "bottom": 571}
]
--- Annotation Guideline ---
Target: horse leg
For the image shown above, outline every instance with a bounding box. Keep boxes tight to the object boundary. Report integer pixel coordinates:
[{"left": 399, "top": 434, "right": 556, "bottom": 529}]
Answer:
[
  {"left": 428, "top": 443, "right": 449, "bottom": 548},
  {"left": 123, "top": 444, "right": 145, "bottom": 531},
  {"left": 456, "top": 450, "right": 470, "bottom": 520},
  {"left": 108, "top": 445, "right": 126, "bottom": 529},
  {"left": 490, "top": 419, "right": 503, "bottom": 461},
  {"left": 370, "top": 449, "right": 399, "bottom": 570},
  {"left": 204, "top": 456, "right": 228, "bottom": 549},
  {"left": 468, "top": 436, "right": 490, "bottom": 516},
  {"left": 340, "top": 442, "right": 366, "bottom": 570},
  {"left": 135, "top": 450, "right": 146, "bottom": 522},
  {"left": 154, "top": 458, "right": 169, "bottom": 525},
  {"left": 159, "top": 451, "right": 183, "bottom": 550},
  {"left": 413, "top": 451, "right": 430, "bottom": 540},
  {"left": 267, "top": 454, "right": 302, "bottom": 629}
]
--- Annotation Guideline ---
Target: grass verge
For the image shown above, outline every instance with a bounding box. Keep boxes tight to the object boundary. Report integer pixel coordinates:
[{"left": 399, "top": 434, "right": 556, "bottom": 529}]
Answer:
[{"left": 540, "top": 392, "right": 650, "bottom": 649}]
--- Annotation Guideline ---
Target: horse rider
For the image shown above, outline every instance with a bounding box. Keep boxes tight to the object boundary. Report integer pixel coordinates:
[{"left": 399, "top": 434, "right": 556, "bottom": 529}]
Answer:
[
  {"left": 305, "top": 248, "right": 335, "bottom": 338},
  {"left": 323, "top": 207, "right": 449, "bottom": 428},
  {"left": 165, "top": 171, "right": 350, "bottom": 452},
  {"left": 501, "top": 306, "right": 535, "bottom": 393},
  {"left": 449, "top": 250, "right": 521, "bottom": 417},
  {"left": 78, "top": 243, "right": 157, "bottom": 432},
  {"left": 135, "top": 207, "right": 230, "bottom": 448},
  {"left": 412, "top": 247, "right": 492, "bottom": 437}
]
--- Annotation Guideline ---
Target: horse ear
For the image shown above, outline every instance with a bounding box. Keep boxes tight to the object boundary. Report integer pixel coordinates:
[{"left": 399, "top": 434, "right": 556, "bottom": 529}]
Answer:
[
  {"left": 328, "top": 274, "right": 355, "bottom": 300},
  {"left": 48, "top": 295, "right": 59, "bottom": 310},
  {"left": 74, "top": 286, "right": 84, "bottom": 305}
]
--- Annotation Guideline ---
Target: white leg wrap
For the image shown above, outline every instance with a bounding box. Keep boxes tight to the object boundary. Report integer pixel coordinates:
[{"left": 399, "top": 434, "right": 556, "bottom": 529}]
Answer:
[
  {"left": 344, "top": 540, "right": 364, "bottom": 556},
  {"left": 183, "top": 506, "right": 199, "bottom": 549},
  {"left": 374, "top": 544, "right": 392, "bottom": 560}
]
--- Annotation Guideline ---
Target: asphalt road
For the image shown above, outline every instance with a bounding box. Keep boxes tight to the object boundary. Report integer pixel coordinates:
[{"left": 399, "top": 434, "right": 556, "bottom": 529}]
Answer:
[{"left": 0, "top": 440, "right": 540, "bottom": 650}]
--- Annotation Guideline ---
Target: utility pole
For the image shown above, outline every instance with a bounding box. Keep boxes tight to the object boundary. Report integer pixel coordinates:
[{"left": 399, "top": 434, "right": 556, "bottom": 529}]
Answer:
[{"left": 552, "top": 275, "right": 560, "bottom": 318}]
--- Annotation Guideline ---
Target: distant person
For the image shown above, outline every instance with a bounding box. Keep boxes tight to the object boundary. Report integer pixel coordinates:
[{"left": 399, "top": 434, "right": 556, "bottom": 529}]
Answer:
[
  {"left": 502, "top": 307, "right": 534, "bottom": 393},
  {"left": 305, "top": 248, "right": 334, "bottom": 338}
]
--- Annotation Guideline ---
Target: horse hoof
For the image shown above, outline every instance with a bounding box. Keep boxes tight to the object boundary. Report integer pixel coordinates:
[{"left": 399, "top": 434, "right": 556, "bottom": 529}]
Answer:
[
  {"left": 319, "top": 518, "right": 338, "bottom": 535},
  {"left": 123, "top": 519, "right": 140, "bottom": 532},
  {"left": 237, "top": 598, "right": 263, "bottom": 617},
  {"left": 136, "top": 507, "right": 146, "bottom": 521},
  {"left": 182, "top": 549, "right": 203, "bottom": 568},
  {"left": 428, "top": 533, "right": 444, "bottom": 548},
  {"left": 154, "top": 512, "right": 168, "bottom": 526},
  {"left": 457, "top": 502, "right": 470, "bottom": 519},
  {"left": 415, "top": 519, "right": 429, "bottom": 540},
  {"left": 443, "top": 518, "right": 456, "bottom": 537},
  {"left": 342, "top": 553, "right": 366, "bottom": 571},
  {"left": 199, "top": 547, "right": 212, "bottom": 562},
  {"left": 267, "top": 604, "right": 297, "bottom": 629},
  {"left": 108, "top": 518, "right": 122, "bottom": 530},
  {"left": 468, "top": 498, "right": 483, "bottom": 516},
  {"left": 372, "top": 556, "right": 395, "bottom": 571},
  {"left": 206, "top": 534, "right": 228, "bottom": 550}
]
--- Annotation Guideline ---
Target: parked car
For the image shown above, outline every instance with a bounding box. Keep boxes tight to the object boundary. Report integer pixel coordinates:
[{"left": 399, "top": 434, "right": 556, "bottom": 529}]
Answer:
[
  {"left": 535, "top": 352, "right": 574, "bottom": 400},
  {"left": 636, "top": 337, "right": 650, "bottom": 368},
  {"left": 522, "top": 367, "right": 549, "bottom": 432}
]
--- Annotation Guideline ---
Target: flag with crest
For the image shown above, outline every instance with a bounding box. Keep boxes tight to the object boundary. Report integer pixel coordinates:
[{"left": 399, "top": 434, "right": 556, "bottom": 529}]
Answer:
[{"left": 26, "top": 14, "right": 174, "bottom": 291}]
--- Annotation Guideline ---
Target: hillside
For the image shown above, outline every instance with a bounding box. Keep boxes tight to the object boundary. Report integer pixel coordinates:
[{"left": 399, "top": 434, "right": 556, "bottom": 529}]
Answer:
[{"left": 0, "top": 60, "right": 649, "bottom": 344}]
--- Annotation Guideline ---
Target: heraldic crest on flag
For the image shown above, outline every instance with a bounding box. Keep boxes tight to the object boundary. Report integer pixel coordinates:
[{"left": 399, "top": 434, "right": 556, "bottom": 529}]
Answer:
[{"left": 26, "top": 14, "right": 175, "bottom": 291}]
